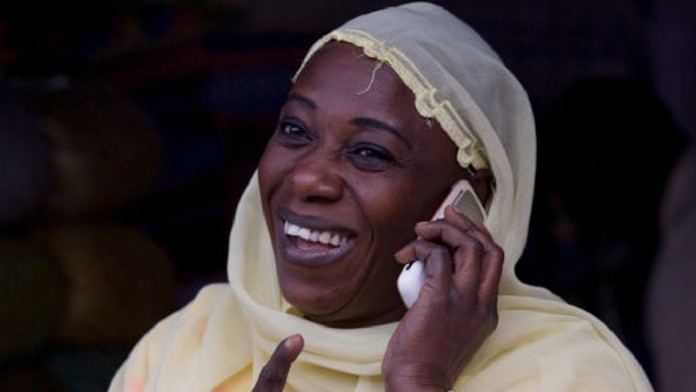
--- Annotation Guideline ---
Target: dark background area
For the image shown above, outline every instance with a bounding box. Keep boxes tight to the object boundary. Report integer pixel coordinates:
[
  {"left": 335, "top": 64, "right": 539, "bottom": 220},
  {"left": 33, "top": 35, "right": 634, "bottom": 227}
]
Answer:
[{"left": 0, "top": 1, "right": 693, "bottom": 391}]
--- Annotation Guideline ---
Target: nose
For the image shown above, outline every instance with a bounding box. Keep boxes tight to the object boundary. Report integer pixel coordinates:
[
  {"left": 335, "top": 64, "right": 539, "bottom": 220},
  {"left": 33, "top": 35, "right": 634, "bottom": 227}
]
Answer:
[{"left": 290, "top": 156, "right": 343, "bottom": 203}]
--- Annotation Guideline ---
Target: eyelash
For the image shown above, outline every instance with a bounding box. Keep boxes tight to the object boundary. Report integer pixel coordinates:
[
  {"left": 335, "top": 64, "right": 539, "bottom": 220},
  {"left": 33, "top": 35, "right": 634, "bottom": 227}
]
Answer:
[
  {"left": 277, "top": 120, "right": 312, "bottom": 144},
  {"left": 346, "top": 144, "right": 395, "bottom": 171}
]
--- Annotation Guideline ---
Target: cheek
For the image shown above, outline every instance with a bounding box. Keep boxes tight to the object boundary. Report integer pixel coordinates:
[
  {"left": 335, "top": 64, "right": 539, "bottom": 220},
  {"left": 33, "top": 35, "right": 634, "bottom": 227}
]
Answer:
[
  {"left": 361, "top": 181, "right": 428, "bottom": 252},
  {"left": 257, "top": 145, "right": 286, "bottom": 230},
  {"left": 257, "top": 146, "right": 274, "bottom": 191},
  {"left": 258, "top": 145, "right": 286, "bottom": 201},
  {"left": 365, "top": 180, "right": 449, "bottom": 260}
]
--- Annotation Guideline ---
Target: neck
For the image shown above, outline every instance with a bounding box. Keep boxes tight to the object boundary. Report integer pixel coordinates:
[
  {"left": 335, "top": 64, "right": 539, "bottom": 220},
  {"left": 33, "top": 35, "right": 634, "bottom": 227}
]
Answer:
[{"left": 305, "top": 302, "right": 407, "bottom": 329}]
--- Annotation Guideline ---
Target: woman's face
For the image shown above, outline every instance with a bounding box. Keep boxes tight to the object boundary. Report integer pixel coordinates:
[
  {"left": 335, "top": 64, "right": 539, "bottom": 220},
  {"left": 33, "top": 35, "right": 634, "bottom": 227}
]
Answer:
[{"left": 258, "top": 42, "right": 462, "bottom": 328}]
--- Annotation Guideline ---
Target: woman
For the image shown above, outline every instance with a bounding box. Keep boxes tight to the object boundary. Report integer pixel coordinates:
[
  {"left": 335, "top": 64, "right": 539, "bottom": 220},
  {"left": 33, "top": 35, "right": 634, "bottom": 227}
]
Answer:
[{"left": 109, "top": 3, "right": 652, "bottom": 391}]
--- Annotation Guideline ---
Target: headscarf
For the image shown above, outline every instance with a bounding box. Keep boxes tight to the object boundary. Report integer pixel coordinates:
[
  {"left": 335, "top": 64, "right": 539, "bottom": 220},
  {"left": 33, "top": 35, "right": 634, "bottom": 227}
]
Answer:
[{"left": 109, "top": 3, "right": 652, "bottom": 391}]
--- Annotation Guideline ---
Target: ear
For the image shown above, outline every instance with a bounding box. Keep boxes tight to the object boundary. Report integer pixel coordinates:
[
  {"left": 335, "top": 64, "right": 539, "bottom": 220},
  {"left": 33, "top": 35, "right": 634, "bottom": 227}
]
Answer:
[{"left": 467, "top": 168, "right": 494, "bottom": 206}]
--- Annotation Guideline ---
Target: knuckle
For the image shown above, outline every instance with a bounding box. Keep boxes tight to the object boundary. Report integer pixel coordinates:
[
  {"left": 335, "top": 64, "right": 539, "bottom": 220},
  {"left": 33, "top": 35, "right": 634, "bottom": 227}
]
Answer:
[
  {"left": 474, "top": 307, "right": 499, "bottom": 332},
  {"left": 432, "top": 245, "right": 450, "bottom": 259},
  {"left": 259, "top": 364, "right": 284, "bottom": 384},
  {"left": 420, "top": 240, "right": 449, "bottom": 260},
  {"left": 488, "top": 244, "right": 504, "bottom": 260},
  {"left": 470, "top": 240, "right": 485, "bottom": 256}
]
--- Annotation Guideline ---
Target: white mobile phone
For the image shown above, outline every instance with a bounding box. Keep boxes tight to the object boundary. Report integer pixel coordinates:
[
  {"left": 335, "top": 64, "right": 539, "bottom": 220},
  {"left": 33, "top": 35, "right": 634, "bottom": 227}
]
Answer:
[{"left": 397, "top": 179, "right": 486, "bottom": 308}]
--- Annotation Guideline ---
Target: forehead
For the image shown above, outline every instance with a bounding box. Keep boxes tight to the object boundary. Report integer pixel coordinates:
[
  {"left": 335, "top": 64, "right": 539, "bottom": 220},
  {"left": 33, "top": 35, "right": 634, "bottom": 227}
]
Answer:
[
  {"left": 292, "top": 41, "right": 416, "bottom": 117},
  {"left": 289, "top": 41, "right": 458, "bottom": 163}
]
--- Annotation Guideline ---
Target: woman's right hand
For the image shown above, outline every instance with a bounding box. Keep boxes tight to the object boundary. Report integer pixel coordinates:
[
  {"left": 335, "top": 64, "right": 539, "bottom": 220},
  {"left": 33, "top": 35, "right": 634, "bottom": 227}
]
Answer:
[
  {"left": 252, "top": 334, "right": 304, "bottom": 392},
  {"left": 382, "top": 205, "right": 504, "bottom": 391}
]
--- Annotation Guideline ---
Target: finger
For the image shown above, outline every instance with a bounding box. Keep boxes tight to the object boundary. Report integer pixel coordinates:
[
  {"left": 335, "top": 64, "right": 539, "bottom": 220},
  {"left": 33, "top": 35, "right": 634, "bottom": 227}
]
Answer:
[
  {"left": 443, "top": 206, "right": 504, "bottom": 304},
  {"left": 395, "top": 240, "right": 453, "bottom": 283},
  {"left": 394, "top": 239, "right": 419, "bottom": 265},
  {"left": 253, "top": 334, "right": 304, "bottom": 392},
  {"left": 415, "top": 218, "right": 501, "bottom": 296},
  {"left": 416, "top": 220, "right": 486, "bottom": 271},
  {"left": 478, "top": 245, "right": 504, "bottom": 306},
  {"left": 451, "top": 242, "right": 484, "bottom": 296}
]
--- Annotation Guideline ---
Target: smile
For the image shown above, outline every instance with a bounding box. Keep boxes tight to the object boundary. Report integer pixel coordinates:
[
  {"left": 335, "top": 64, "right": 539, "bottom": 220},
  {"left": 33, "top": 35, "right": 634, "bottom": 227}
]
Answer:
[{"left": 283, "top": 221, "right": 349, "bottom": 247}]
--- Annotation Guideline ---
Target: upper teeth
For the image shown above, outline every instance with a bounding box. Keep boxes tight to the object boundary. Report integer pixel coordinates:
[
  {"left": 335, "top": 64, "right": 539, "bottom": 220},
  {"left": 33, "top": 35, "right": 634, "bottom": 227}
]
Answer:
[{"left": 284, "top": 221, "right": 348, "bottom": 247}]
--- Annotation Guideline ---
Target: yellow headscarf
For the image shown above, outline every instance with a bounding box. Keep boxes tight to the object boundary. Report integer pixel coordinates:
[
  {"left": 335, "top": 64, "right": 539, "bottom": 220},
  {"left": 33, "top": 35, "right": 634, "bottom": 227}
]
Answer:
[{"left": 109, "top": 3, "right": 652, "bottom": 391}]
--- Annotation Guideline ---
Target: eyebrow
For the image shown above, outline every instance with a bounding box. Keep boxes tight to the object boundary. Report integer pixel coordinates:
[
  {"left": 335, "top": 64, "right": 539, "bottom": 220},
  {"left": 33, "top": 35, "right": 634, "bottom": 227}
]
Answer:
[
  {"left": 287, "top": 92, "right": 316, "bottom": 109},
  {"left": 286, "top": 92, "right": 412, "bottom": 149},
  {"left": 351, "top": 117, "right": 412, "bottom": 149}
]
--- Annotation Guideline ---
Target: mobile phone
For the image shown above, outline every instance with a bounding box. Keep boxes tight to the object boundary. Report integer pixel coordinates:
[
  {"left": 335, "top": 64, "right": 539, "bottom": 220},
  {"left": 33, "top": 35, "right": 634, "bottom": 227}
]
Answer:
[{"left": 397, "top": 179, "right": 486, "bottom": 308}]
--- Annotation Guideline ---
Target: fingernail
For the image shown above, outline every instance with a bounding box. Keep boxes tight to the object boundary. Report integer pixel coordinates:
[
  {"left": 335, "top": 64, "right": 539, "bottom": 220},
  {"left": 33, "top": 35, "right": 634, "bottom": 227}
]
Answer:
[{"left": 286, "top": 334, "right": 304, "bottom": 349}]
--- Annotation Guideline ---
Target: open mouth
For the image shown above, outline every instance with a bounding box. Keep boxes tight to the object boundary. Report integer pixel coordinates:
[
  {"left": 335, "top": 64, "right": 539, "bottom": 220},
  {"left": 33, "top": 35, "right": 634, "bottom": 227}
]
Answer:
[{"left": 275, "top": 207, "right": 357, "bottom": 267}]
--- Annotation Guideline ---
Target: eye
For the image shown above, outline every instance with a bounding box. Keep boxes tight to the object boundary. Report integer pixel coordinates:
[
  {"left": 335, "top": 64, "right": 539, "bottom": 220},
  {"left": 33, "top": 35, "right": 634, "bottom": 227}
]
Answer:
[
  {"left": 347, "top": 143, "right": 395, "bottom": 171},
  {"left": 276, "top": 119, "right": 313, "bottom": 146}
]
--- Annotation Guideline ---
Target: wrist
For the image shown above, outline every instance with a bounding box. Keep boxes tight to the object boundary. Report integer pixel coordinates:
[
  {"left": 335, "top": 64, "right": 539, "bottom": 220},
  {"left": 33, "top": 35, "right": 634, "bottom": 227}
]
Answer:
[
  {"left": 382, "top": 356, "right": 456, "bottom": 392},
  {"left": 384, "top": 373, "right": 451, "bottom": 392}
]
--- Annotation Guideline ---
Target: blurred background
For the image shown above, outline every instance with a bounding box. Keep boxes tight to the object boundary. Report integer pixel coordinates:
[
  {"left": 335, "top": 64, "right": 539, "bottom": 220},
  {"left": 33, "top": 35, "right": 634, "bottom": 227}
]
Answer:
[{"left": 0, "top": 1, "right": 693, "bottom": 391}]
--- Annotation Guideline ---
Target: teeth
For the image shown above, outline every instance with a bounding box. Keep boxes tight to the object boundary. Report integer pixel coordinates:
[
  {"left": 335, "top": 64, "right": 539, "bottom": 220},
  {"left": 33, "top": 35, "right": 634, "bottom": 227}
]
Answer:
[
  {"left": 286, "top": 222, "right": 300, "bottom": 236},
  {"left": 283, "top": 221, "right": 348, "bottom": 247},
  {"left": 298, "top": 227, "right": 311, "bottom": 240},
  {"left": 319, "top": 231, "right": 331, "bottom": 243}
]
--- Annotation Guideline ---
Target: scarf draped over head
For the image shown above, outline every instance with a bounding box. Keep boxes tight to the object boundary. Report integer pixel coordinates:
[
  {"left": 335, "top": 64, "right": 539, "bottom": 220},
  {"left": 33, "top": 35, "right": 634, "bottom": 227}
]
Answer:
[
  {"left": 109, "top": 3, "right": 653, "bottom": 391},
  {"left": 294, "top": 2, "right": 535, "bottom": 293}
]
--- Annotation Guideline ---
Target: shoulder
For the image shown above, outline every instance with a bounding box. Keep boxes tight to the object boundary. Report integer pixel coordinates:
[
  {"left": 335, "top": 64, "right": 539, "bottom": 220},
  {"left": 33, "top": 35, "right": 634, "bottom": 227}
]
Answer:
[
  {"left": 108, "top": 283, "right": 236, "bottom": 391},
  {"left": 457, "top": 294, "right": 653, "bottom": 391}
]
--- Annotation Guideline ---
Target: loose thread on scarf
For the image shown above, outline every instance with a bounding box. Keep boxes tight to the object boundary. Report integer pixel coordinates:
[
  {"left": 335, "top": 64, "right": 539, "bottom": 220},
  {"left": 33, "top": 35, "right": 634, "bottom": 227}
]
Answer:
[{"left": 357, "top": 61, "right": 384, "bottom": 95}]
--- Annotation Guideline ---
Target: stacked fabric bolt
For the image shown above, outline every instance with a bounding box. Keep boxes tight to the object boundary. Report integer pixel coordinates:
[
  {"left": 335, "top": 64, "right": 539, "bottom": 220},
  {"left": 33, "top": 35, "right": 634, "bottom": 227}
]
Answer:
[
  {"left": 0, "top": 237, "right": 63, "bottom": 361},
  {"left": 1, "top": 83, "right": 177, "bottom": 357},
  {"left": 37, "top": 223, "right": 176, "bottom": 346},
  {"left": 26, "top": 85, "right": 163, "bottom": 218},
  {"left": 0, "top": 86, "right": 51, "bottom": 225}
]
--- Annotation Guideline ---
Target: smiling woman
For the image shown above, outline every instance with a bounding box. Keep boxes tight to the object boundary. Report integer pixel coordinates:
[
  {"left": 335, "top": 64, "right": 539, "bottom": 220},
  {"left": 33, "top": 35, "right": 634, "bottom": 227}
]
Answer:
[{"left": 108, "top": 3, "right": 653, "bottom": 392}]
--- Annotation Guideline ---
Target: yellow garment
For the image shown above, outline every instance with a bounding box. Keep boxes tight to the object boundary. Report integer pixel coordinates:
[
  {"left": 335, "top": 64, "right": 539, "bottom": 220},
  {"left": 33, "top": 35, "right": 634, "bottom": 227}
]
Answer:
[{"left": 109, "top": 3, "right": 652, "bottom": 391}]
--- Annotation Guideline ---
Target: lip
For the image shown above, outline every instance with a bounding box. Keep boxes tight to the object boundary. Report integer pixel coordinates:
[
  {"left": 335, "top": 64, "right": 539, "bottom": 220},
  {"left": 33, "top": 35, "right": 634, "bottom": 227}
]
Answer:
[{"left": 275, "top": 206, "right": 357, "bottom": 268}]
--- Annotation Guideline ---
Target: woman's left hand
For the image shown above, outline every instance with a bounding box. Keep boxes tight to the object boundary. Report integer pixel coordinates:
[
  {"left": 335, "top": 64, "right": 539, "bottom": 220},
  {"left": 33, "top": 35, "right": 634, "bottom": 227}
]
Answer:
[{"left": 382, "top": 205, "right": 504, "bottom": 392}]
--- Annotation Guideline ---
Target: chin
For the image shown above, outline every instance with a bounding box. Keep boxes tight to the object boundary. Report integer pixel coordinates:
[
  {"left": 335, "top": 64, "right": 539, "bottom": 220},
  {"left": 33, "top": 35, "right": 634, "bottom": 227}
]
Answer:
[
  {"left": 280, "top": 281, "right": 351, "bottom": 321},
  {"left": 278, "top": 273, "right": 406, "bottom": 328}
]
